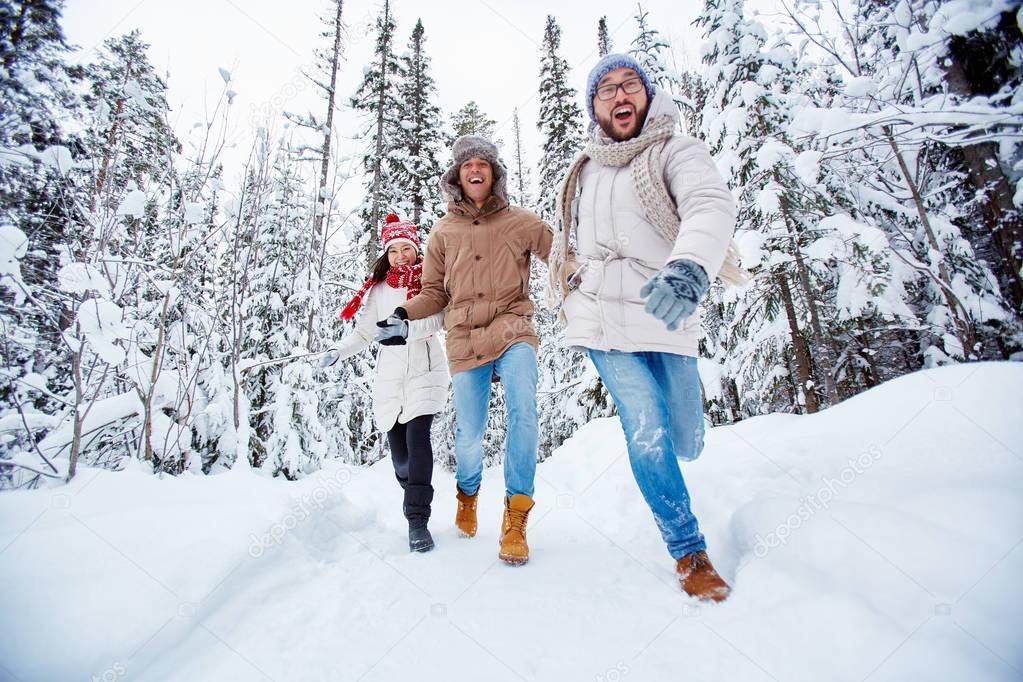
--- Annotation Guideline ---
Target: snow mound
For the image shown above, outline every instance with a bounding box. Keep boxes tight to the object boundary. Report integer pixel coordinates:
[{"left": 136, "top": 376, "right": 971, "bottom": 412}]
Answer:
[{"left": 0, "top": 363, "right": 1020, "bottom": 681}]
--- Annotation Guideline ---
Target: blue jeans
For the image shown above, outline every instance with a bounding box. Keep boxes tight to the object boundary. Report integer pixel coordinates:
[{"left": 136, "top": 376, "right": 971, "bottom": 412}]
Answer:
[
  {"left": 451, "top": 342, "right": 539, "bottom": 498},
  {"left": 587, "top": 349, "right": 707, "bottom": 559}
]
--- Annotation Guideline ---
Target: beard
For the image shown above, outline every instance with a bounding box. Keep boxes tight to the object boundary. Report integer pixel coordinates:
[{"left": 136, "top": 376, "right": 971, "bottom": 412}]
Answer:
[{"left": 596, "top": 103, "right": 650, "bottom": 142}]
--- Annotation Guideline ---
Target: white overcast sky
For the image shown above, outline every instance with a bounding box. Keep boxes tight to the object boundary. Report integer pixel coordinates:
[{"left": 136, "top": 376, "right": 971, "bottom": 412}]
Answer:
[{"left": 62, "top": 0, "right": 786, "bottom": 196}]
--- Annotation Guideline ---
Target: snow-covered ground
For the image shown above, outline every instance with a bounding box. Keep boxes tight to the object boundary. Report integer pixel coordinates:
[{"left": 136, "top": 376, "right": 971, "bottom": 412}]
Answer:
[{"left": 1, "top": 362, "right": 1021, "bottom": 681}]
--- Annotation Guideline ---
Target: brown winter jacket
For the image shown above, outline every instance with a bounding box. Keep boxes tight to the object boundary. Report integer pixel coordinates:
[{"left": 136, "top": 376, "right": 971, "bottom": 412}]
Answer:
[{"left": 400, "top": 195, "right": 555, "bottom": 375}]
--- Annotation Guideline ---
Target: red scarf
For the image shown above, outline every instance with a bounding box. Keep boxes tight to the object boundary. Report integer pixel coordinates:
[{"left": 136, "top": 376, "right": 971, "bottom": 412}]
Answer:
[{"left": 339, "top": 262, "right": 423, "bottom": 321}]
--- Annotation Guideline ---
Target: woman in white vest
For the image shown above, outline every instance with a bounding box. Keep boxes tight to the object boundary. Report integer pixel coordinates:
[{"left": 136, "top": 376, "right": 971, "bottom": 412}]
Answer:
[{"left": 321, "top": 214, "right": 449, "bottom": 552}]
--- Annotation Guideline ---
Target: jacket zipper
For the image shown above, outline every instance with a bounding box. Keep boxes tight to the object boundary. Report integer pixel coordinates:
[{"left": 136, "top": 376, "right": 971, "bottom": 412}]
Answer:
[{"left": 425, "top": 342, "right": 432, "bottom": 371}]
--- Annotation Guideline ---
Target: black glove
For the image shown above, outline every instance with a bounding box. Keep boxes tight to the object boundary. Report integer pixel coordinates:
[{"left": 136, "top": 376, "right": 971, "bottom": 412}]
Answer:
[{"left": 374, "top": 307, "right": 409, "bottom": 346}]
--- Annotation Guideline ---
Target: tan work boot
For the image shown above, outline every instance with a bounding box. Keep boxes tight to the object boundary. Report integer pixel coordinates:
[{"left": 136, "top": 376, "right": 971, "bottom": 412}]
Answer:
[
  {"left": 498, "top": 493, "right": 535, "bottom": 565},
  {"left": 454, "top": 487, "right": 478, "bottom": 537},
  {"left": 676, "top": 550, "right": 731, "bottom": 602}
]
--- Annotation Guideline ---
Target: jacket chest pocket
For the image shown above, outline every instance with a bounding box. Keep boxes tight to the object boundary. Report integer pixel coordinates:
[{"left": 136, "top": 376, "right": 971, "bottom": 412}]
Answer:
[
  {"left": 499, "top": 237, "right": 528, "bottom": 294},
  {"left": 443, "top": 234, "right": 466, "bottom": 293}
]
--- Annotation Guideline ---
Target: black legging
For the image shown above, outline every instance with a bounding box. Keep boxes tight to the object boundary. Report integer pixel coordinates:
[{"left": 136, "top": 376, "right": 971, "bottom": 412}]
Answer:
[{"left": 386, "top": 414, "right": 434, "bottom": 489}]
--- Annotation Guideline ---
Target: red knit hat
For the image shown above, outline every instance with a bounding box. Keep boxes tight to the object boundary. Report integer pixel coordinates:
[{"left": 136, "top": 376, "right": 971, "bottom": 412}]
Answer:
[{"left": 380, "top": 213, "right": 420, "bottom": 253}]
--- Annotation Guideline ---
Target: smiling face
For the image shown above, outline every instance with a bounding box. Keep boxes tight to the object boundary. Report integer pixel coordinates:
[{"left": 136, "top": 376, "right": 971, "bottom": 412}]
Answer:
[
  {"left": 386, "top": 242, "right": 418, "bottom": 267},
  {"left": 593, "top": 67, "right": 650, "bottom": 142},
  {"left": 458, "top": 157, "right": 494, "bottom": 207}
]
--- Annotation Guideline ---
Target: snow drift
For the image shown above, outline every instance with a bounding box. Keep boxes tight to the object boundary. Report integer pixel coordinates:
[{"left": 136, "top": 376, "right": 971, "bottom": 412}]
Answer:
[{"left": 0, "top": 362, "right": 1020, "bottom": 681}]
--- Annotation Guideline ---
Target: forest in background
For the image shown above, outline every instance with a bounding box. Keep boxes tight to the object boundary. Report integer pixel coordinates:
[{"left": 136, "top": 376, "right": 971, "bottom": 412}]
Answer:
[{"left": 1, "top": 0, "right": 1020, "bottom": 487}]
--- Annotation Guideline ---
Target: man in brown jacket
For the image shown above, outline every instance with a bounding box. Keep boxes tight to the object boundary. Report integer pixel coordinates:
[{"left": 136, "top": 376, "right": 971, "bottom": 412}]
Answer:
[{"left": 375, "top": 135, "right": 555, "bottom": 566}]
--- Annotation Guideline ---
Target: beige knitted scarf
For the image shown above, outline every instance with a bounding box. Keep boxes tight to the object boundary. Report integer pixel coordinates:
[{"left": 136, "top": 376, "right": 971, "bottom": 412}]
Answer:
[{"left": 546, "top": 114, "right": 747, "bottom": 306}]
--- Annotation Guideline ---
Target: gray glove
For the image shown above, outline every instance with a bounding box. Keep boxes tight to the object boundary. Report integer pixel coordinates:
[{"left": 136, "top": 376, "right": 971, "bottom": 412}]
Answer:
[
  {"left": 639, "top": 259, "right": 710, "bottom": 331},
  {"left": 374, "top": 309, "right": 409, "bottom": 346},
  {"left": 318, "top": 349, "right": 340, "bottom": 368}
]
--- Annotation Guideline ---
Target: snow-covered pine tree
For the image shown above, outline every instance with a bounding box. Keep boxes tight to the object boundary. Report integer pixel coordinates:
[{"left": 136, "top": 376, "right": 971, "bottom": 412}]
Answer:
[
  {"left": 289, "top": 0, "right": 347, "bottom": 351},
  {"left": 251, "top": 137, "right": 315, "bottom": 477},
  {"left": 630, "top": 4, "right": 685, "bottom": 118},
  {"left": 848, "top": 0, "right": 1005, "bottom": 364},
  {"left": 308, "top": 1, "right": 383, "bottom": 467},
  {"left": 80, "top": 31, "right": 199, "bottom": 473},
  {"left": 782, "top": 0, "right": 1019, "bottom": 365},
  {"left": 536, "top": 14, "right": 583, "bottom": 222},
  {"left": 318, "top": 224, "right": 385, "bottom": 467},
  {"left": 597, "top": 16, "right": 613, "bottom": 57},
  {"left": 0, "top": 0, "right": 81, "bottom": 295},
  {"left": 3, "top": 28, "right": 203, "bottom": 478},
  {"left": 942, "top": 8, "right": 1023, "bottom": 318},
  {"left": 533, "top": 15, "right": 599, "bottom": 456},
  {"left": 676, "top": 69, "right": 707, "bottom": 137},
  {"left": 165, "top": 160, "right": 224, "bottom": 475},
  {"left": 350, "top": 0, "right": 402, "bottom": 263},
  {"left": 0, "top": 0, "right": 82, "bottom": 487},
  {"left": 201, "top": 135, "right": 278, "bottom": 472},
  {"left": 206, "top": 129, "right": 337, "bottom": 478},
  {"left": 81, "top": 31, "right": 177, "bottom": 214},
  {"left": 777, "top": 58, "right": 921, "bottom": 401},
  {"left": 393, "top": 18, "right": 445, "bottom": 231},
  {"left": 261, "top": 140, "right": 332, "bottom": 479},
  {"left": 697, "top": 0, "right": 841, "bottom": 415},
  {"left": 271, "top": 0, "right": 381, "bottom": 469},
  {"left": 508, "top": 108, "right": 532, "bottom": 209},
  {"left": 273, "top": 14, "right": 377, "bottom": 472},
  {"left": 450, "top": 101, "right": 497, "bottom": 141}
]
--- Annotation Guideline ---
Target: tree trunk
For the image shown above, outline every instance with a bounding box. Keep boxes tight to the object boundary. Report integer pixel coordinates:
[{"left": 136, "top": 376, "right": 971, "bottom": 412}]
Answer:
[
  {"left": 954, "top": 141, "right": 1023, "bottom": 314},
  {"left": 139, "top": 288, "right": 173, "bottom": 464},
  {"left": 852, "top": 331, "right": 881, "bottom": 389},
  {"left": 4, "top": 3, "right": 29, "bottom": 70},
  {"left": 945, "top": 32, "right": 1023, "bottom": 315},
  {"left": 884, "top": 126, "right": 976, "bottom": 357},
  {"left": 91, "top": 53, "right": 136, "bottom": 213},
  {"left": 367, "top": 0, "right": 391, "bottom": 262},
  {"left": 777, "top": 272, "right": 818, "bottom": 414},
  {"left": 725, "top": 376, "right": 742, "bottom": 423},
  {"left": 306, "top": 0, "right": 345, "bottom": 349},
  {"left": 779, "top": 192, "right": 840, "bottom": 404},
  {"left": 66, "top": 349, "right": 84, "bottom": 481},
  {"left": 512, "top": 109, "right": 527, "bottom": 206}
]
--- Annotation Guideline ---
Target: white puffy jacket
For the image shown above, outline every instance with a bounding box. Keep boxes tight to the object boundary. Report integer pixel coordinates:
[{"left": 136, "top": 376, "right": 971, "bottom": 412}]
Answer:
[
  {"left": 332, "top": 283, "right": 449, "bottom": 432},
  {"left": 562, "top": 91, "right": 736, "bottom": 356}
]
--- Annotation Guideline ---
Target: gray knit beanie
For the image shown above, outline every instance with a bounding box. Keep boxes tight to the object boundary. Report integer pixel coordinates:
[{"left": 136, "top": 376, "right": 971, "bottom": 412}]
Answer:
[{"left": 439, "top": 134, "right": 508, "bottom": 204}]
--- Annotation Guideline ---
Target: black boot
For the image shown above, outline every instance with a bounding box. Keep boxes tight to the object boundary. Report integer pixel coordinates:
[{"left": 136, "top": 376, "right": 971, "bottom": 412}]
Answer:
[{"left": 404, "top": 484, "right": 434, "bottom": 553}]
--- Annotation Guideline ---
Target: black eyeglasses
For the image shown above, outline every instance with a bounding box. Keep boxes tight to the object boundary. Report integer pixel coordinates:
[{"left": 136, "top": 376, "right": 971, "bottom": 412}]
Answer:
[{"left": 595, "top": 77, "right": 645, "bottom": 101}]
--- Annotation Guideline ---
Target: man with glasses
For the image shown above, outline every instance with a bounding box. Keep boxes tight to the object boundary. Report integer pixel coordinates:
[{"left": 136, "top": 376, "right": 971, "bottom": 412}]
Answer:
[
  {"left": 547, "top": 54, "right": 743, "bottom": 601},
  {"left": 376, "top": 134, "right": 563, "bottom": 566}
]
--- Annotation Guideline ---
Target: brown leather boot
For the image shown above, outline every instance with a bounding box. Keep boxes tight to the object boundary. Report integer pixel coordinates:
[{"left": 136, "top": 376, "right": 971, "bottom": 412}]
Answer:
[
  {"left": 498, "top": 494, "right": 534, "bottom": 565},
  {"left": 676, "top": 550, "right": 731, "bottom": 602},
  {"left": 454, "top": 487, "right": 478, "bottom": 538}
]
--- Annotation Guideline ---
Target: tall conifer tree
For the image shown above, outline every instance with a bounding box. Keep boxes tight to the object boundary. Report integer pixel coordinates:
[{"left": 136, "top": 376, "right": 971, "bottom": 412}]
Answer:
[{"left": 536, "top": 15, "right": 583, "bottom": 222}]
